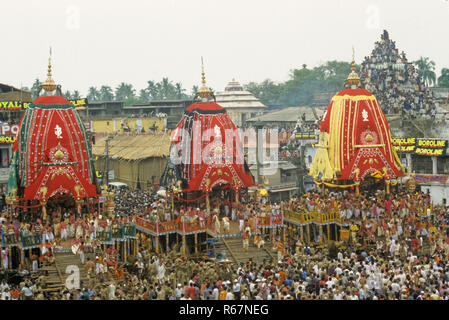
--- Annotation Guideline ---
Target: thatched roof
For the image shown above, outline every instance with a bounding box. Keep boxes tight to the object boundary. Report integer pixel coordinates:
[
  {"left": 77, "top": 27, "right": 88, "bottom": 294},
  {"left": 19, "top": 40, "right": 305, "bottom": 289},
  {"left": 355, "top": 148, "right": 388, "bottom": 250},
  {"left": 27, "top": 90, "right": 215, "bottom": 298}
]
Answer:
[{"left": 92, "top": 133, "right": 171, "bottom": 160}]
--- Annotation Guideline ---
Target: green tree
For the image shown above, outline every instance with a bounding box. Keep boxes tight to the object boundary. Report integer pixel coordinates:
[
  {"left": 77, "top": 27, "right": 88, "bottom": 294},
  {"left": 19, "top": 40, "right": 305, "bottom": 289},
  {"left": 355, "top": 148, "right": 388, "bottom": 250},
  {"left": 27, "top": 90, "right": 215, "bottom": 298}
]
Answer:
[
  {"left": 245, "top": 79, "right": 282, "bottom": 106},
  {"left": 115, "top": 82, "right": 136, "bottom": 102},
  {"left": 191, "top": 85, "right": 198, "bottom": 97},
  {"left": 63, "top": 90, "right": 73, "bottom": 99},
  {"left": 139, "top": 89, "right": 150, "bottom": 103},
  {"left": 31, "top": 78, "right": 41, "bottom": 100},
  {"left": 99, "top": 85, "right": 114, "bottom": 101},
  {"left": 175, "top": 82, "right": 186, "bottom": 99},
  {"left": 414, "top": 57, "right": 436, "bottom": 87},
  {"left": 72, "top": 90, "right": 81, "bottom": 99},
  {"left": 160, "top": 77, "right": 176, "bottom": 99},
  {"left": 87, "top": 86, "right": 101, "bottom": 101},
  {"left": 146, "top": 81, "right": 160, "bottom": 100},
  {"left": 437, "top": 68, "right": 449, "bottom": 87},
  {"left": 245, "top": 61, "right": 355, "bottom": 107}
]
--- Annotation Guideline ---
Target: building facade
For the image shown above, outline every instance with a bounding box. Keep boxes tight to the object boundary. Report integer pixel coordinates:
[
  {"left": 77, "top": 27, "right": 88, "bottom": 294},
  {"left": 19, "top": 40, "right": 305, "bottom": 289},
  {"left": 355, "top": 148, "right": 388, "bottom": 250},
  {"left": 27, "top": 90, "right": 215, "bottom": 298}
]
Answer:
[{"left": 215, "top": 79, "right": 267, "bottom": 127}]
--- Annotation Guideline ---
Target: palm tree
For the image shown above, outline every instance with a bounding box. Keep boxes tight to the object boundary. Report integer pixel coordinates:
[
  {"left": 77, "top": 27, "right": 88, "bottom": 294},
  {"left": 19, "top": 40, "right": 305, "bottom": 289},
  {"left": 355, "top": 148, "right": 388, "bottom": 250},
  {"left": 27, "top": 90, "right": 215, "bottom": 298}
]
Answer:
[
  {"left": 160, "top": 77, "right": 173, "bottom": 99},
  {"left": 414, "top": 57, "right": 436, "bottom": 87},
  {"left": 139, "top": 89, "right": 150, "bottom": 103},
  {"left": 191, "top": 85, "right": 199, "bottom": 98},
  {"left": 115, "top": 82, "right": 135, "bottom": 101},
  {"left": 72, "top": 90, "right": 81, "bottom": 99},
  {"left": 146, "top": 81, "right": 159, "bottom": 100},
  {"left": 175, "top": 82, "right": 185, "bottom": 99},
  {"left": 99, "top": 86, "right": 114, "bottom": 101},
  {"left": 87, "top": 86, "right": 100, "bottom": 102},
  {"left": 437, "top": 68, "right": 449, "bottom": 87},
  {"left": 63, "top": 90, "right": 73, "bottom": 99}
]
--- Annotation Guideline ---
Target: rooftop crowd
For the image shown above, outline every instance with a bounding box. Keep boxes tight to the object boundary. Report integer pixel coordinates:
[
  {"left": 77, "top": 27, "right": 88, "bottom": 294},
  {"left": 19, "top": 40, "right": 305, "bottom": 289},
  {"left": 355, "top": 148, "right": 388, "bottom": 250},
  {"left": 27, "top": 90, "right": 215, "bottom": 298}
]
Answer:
[{"left": 360, "top": 30, "right": 437, "bottom": 118}]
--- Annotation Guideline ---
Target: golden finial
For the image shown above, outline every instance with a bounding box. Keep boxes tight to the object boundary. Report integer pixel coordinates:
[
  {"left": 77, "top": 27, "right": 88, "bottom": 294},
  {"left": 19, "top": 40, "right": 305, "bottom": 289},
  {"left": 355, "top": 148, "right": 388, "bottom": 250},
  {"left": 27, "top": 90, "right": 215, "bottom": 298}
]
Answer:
[
  {"left": 197, "top": 56, "right": 212, "bottom": 99},
  {"left": 42, "top": 46, "right": 57, "bottom": 93},
  {"left": 201, "top": 56, "right": 206, "bottom": 86},
  {"left": 346, "top": 46, "right": 360, "bottom": 88}
]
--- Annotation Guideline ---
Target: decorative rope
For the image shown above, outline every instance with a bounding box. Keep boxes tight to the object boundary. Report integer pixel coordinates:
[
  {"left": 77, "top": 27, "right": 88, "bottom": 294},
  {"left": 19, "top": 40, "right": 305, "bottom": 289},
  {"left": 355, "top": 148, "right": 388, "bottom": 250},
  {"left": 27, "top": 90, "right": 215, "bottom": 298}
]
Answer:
[
  {"left": 166, "top": 192, "right": 207, "bottom": 202},
  {"left": 6, "top": 202, "right": 43, "bottom": 209},
  {"left": 314, "top": 181, "right": 360, "bottom": 188}
]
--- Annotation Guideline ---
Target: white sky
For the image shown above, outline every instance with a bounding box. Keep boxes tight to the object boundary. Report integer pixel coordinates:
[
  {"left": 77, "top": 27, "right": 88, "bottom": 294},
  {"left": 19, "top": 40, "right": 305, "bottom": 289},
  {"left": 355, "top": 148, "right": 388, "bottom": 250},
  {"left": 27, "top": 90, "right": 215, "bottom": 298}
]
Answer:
[{"left": 1, "top": 0, "right": 449, "bottom": 96}]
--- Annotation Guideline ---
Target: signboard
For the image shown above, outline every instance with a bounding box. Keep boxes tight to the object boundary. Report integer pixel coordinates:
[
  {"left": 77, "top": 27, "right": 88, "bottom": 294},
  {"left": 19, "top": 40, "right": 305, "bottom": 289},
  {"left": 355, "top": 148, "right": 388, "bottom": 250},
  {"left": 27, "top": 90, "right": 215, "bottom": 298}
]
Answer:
[
  {"left": 108, "top": 170, "right": 114, "bottom": 180},
  {"left": 295, "top": 132, "right": 316, "bottom": 140},
  {"left": 0, "top": 101, "right": 30, "bottom": 111},
  {"left": 391, "top": 138, "right": 415, "bottom": 153},
  {"left": 0, "top": 124, "right": 19, "bottom": 144},
  {"left": 0, "top": 98, "right": 88, "bottom": 111},
  {"left": 415, "top": 139, "right": 447, "bottom": 157},
  {"left": 414, "top": 174, "right": 449, "bottom": 184},
  {"left": 391, "top": 137, "right": 447, "bottom": 157},
  {"left": 70, "top": 98, "right": 88, "bottom": 108},
  {"left": 0, "top": 124, "right": 19, "bottom": 136},
  {"left": 0, "top": 136, "right": 16, "bottom": 144}
]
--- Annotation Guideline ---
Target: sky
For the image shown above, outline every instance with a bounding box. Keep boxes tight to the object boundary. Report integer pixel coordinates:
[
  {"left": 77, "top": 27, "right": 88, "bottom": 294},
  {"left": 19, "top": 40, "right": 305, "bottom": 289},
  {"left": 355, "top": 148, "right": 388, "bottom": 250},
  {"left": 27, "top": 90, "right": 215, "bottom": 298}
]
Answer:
[{"left": 1, "top": 0, "right": 449, "bottom": 96}]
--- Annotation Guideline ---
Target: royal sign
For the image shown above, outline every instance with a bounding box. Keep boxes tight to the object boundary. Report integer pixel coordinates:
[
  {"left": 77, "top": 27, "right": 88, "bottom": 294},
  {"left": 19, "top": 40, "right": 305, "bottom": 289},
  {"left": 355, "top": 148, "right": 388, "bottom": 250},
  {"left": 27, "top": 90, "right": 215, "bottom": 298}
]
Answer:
[
  {"left": 0, "top": 101, "right": 30, "bottom": 111},
  {"left": 0, "top": 98, "right": 88, "bottom": 110}
]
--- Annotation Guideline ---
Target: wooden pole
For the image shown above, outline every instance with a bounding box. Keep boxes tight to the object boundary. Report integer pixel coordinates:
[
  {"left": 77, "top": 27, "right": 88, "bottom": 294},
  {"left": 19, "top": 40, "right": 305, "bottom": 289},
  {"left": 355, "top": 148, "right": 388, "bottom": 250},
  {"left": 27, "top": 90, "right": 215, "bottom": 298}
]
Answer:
[
  {"left": 8, "top": 247, "right": 11, "bottom": 270},
  {"left": 206, "top": 193, "right": 210, "bottom": 213},
  {"left": 182, "top": 235, "right": 186, "bottom": 256},
  {"left": 166, "top": 234, "right": 169, "bottom": 253},
  {"left": 155, "top": 236, "right": 159, "bottom": 253},
  {"left": 327, "top": 225, "right": 330, "bottom": 242},
  {"left": 124, "top": 240, "right": 127, "bottom": 262},
  {"left": 194, "top": 233, "right": 198, "bottom": 254},
  {"left": 283, "top": 226, "right": 286, "bottom": 244}
]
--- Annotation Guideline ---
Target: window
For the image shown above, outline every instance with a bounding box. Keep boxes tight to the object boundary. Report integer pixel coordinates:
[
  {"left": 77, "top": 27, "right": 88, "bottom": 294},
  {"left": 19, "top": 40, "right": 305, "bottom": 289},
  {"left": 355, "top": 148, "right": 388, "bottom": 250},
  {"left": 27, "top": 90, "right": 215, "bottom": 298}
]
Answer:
[{"left": 412, "top": 156, "right": 433, "bottom": 174}]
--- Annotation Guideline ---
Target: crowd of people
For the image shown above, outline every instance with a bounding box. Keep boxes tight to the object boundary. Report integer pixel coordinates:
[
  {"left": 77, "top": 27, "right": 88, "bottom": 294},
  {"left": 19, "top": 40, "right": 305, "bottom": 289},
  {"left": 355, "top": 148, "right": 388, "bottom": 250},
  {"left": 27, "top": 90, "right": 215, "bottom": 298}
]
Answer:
[
  {"left": 360, "top": 30, "right": 437, "bottom": 118},
  {"left": 1, "top": 183, "right": 449, "bottom": 300}
]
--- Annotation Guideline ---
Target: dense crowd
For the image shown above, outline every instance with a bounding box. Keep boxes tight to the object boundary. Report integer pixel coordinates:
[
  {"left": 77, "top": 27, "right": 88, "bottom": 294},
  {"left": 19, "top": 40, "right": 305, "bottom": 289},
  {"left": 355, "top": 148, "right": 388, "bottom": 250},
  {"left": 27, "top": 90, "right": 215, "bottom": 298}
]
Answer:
[
  {"left": 2, "top": 184, "right": 449, "bottom": 300},
  {"left": 360, "top": 30, "right": 437, "bottom": 118}
]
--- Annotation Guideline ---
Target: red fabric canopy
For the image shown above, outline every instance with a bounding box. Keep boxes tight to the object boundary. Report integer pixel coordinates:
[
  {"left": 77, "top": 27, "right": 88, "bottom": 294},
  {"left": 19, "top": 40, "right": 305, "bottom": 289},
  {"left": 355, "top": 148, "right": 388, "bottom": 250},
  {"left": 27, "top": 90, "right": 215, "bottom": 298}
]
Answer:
[
  {"left": 13, "top": 95, "right": 99, "bottom": 201},
  {"left": 169, "top": 101, "right": 254, "bottom": 192},
  {"left": 319, "top": 88, "right": 404, "bottom": 181}
]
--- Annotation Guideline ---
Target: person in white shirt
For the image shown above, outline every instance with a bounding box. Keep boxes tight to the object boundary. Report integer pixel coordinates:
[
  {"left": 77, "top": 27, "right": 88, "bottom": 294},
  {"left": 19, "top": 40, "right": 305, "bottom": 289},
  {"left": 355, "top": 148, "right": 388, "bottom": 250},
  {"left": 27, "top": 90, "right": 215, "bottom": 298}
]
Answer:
[
  {"left": 108, "top": 282, "right": 116, "bottom": 300},
  {"left": 335, "top": 265, "right": 343, "bottom": 276},
  {"left": 212, "top": 287, "right": 219, "bottom": 300},
  {"left": 225, "top": 289, "right": 234, "bottom": 300},
  {"left": 337, "top": 252, "right": 343, "bottom": 261},
  {"left": 174, "top": 284, "right": 183, "bottom": 300}
]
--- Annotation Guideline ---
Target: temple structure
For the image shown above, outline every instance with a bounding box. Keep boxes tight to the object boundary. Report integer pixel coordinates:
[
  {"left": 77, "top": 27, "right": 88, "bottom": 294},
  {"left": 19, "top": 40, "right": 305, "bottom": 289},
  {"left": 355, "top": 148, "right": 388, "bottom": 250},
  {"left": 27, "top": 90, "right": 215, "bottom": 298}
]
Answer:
[
  {"left": 215, "top": 79, "right": 267, "bottom": 127},
  {"left": 6, "top": 52, "right": 99, "bottom": 216},
  {"left": 309, "top": 55, "right": 405, "bottom": 193},
  {"left": 159, "top": 61, "right": 254, "bottom": 208}
]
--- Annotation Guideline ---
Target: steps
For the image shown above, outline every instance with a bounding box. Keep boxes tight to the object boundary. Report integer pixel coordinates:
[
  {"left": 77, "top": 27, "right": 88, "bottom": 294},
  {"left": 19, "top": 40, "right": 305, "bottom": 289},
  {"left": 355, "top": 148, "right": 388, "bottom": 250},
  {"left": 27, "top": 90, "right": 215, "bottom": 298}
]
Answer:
[
  {"left": 215, "top": 237, "right": 275, "bottom": 266},
  {"left": 55, "top": 252, "right": 95, "bottom": 289}
]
